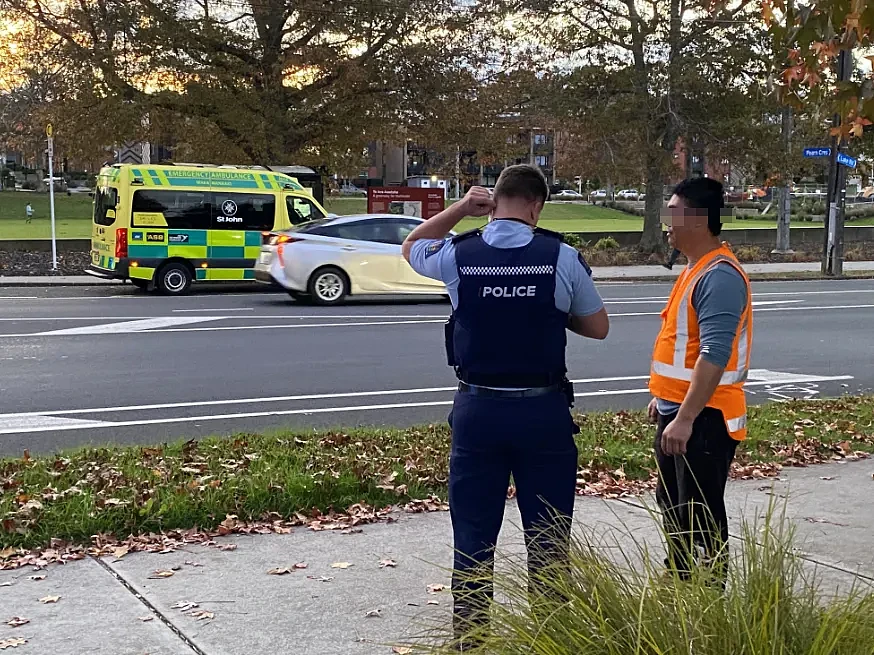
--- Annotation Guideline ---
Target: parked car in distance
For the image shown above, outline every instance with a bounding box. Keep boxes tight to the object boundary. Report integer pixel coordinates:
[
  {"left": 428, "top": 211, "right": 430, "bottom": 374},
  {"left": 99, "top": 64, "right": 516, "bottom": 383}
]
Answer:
[
  {"left": 616, "top": 189, "right": 640, "bottom": 200},
  {"left": 552, "top": 189, "right": 584, "bottom": 200},
  {"left": 255, "top": 214, "right": 450, "bottom": 305},
  {"left": 589, "top": 189, "right": 608, "bottom": 201},
  {"left": 339, "top": 183, "right": 367, "bottom": 196}
]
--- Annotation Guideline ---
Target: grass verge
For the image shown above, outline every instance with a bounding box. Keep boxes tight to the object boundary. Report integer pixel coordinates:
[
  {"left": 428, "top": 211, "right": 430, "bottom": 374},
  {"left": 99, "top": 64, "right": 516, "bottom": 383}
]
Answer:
[
  {"left": 407, "top": 497, "right": 874, "bottom": 654},
  {"left": 2, "top": 396, "right": 872, "bottom": 564}
]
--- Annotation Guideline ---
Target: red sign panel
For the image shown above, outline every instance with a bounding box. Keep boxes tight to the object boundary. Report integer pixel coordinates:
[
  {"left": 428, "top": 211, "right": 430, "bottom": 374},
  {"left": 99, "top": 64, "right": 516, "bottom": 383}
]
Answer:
[{"left": 367, "top": 187, "right": 445, "bottom": 219}]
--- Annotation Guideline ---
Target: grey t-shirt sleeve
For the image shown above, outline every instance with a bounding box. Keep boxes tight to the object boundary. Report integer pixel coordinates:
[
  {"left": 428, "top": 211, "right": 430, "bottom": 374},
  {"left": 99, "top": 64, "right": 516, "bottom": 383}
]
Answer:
[
  {"left": 692, "top": 263, "right": 748, "bottom": 368},
  {"left": 555, "top": 243, "right": 604, "bottom": 316}
]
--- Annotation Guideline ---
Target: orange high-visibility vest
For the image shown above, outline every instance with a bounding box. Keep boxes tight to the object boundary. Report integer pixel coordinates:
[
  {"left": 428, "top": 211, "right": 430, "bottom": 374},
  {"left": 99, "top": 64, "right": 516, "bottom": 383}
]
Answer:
[{"left": 648, "top": 244, "right": 753, "bottom": 440}]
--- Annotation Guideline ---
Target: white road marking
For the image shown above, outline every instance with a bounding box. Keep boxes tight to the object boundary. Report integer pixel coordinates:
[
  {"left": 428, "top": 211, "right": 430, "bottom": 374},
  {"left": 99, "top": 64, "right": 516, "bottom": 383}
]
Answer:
[
  {"left": 4, "top": 375, "right": 654, "bottom": 418},
  {"left": 0, "top": 370, "right": 854, "bottom": 435},
  {"left": 2, "top": 301, "right": 873, "bottom": 338},
  {"left": 173, "top": 308, "right": 254, "bottom": 313},
  {"left": 0, "top": 314, "right": 449, "bottom": 321},
  {"left": 142, "top": 318, "right": 449, "bottom": 333},
  {"left": 0, "top": 415, "right": 116, "bottom": 433},
  {"left": 34, "top": 316, "right": 226, "bottom": 335},
  {"left": 604, "top": 289, "right": 874, "bottom": 302}
]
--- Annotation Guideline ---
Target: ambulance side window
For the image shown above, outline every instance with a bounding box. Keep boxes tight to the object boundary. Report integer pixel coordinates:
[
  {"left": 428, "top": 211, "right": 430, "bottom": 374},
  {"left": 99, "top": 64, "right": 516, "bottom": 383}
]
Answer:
[
  {"left": 287, "top": 197, "right": 326, "bottom": 225},
  {"left": 131, "top": 191, "right": 212, "bottom": 229},
  {"left": 213, "top": 193, "right": 276, "bottom": 231}
]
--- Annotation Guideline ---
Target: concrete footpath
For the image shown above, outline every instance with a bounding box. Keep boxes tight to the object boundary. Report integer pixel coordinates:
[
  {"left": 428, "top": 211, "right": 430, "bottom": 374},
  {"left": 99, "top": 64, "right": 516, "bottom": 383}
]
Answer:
[
  {"left": 2, "top": 260, "right": 874, "bottom": 287},
  {"left": 2, "top": 460, "right": 872, "bottom": 655}
]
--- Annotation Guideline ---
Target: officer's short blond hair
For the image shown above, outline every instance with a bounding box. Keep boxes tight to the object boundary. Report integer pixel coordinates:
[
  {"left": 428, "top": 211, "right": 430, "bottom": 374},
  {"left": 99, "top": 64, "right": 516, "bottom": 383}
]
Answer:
[{"left": 493, "top": 164, "right": 549, "bottom": 205}]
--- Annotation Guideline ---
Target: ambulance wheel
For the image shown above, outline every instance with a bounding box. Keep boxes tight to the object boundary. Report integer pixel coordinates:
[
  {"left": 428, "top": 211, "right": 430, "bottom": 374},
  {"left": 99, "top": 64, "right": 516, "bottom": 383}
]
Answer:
[
  {"left": 308, "top": 266, "right": 348, "bottom": 305},
  {"left": 131, "top": 278, "right": 151, "bottom": 292},
  {"left": 156, "top": 262, "right": 193, "bottom": 296}
]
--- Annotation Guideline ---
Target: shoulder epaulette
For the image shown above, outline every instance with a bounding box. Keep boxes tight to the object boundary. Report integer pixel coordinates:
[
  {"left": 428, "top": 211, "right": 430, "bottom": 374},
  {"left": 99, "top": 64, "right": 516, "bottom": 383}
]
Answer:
[
  {"left": 450, "top": 228, "right": 482, "bottom": 244},
  {"left": 533, "top": 226, "right": 565, "bottom": 242}
]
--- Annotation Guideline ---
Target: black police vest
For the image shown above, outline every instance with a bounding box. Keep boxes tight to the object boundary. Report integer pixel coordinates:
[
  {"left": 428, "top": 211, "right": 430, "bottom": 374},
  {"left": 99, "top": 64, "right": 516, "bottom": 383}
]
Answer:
[{"left": 445, "top": 223, "right": 569, "bottom": 387}]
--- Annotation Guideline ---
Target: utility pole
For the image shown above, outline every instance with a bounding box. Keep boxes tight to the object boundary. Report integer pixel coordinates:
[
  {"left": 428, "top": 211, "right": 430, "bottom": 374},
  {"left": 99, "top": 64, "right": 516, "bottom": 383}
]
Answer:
[
  {"left": 823, "top": 47, "right": 853, "bottom": 276},
  {"left": 46, "top": 124, "right": 58, "bottom": 272}
]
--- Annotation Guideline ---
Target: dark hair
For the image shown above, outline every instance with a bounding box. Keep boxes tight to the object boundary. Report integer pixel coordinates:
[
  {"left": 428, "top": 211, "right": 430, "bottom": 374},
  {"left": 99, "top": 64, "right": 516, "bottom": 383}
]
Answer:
[
  {"left": 493, "top": 164, "right": 549, "bottom": 205},
  {"left": 672, "top": 177, "right": 725, "bottom": 236}
]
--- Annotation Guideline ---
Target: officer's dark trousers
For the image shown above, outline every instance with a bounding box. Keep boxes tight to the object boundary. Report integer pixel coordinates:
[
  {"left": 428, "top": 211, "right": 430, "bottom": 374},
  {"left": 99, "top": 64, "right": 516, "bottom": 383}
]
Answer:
[
  {"left": 654, "top": 407, "right": 739, "bottom": 584},
  {"left": 447, "top": 389, "right": 578, "bottom": 636}
]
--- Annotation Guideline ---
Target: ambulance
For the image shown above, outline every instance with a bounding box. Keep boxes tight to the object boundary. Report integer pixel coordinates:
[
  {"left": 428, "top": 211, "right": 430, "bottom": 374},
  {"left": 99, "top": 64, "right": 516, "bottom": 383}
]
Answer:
[{"left": 86, "top": 163, "right": 329, "bottom": 294}]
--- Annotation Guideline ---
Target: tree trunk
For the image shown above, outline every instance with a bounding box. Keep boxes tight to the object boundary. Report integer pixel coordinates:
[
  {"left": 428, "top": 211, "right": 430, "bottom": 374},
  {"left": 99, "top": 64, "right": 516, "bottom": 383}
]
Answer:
[
  {"left": 774, "top": 105, "right": 794, "bottom": 253},
  {"left": 640, "top": 155, "right": 666, "bottom": 252}
]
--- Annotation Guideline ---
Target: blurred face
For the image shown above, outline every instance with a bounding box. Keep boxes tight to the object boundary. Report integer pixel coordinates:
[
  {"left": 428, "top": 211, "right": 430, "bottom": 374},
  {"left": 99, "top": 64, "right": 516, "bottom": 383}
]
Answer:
[{"left": 662, "top": 194, "right": 709, "bottom": 251}]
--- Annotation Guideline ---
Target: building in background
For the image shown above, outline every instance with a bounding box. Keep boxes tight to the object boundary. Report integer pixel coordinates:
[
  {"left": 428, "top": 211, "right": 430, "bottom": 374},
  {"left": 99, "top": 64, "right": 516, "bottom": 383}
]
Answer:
[{"left": 367, "top": 128, "right": 558, "bottom": 195}]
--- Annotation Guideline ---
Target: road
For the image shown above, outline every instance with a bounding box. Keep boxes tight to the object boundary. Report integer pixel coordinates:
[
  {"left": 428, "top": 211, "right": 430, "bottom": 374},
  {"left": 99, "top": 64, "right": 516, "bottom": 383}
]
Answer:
[{"left": 1, "top": 279, "right": 872, "bottom": 456}]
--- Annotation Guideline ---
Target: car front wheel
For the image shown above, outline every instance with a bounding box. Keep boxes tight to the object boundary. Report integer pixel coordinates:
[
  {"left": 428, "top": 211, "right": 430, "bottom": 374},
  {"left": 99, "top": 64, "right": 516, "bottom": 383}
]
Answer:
[{"left": 308, "top": 267, "right": 348, "bottom": 305}]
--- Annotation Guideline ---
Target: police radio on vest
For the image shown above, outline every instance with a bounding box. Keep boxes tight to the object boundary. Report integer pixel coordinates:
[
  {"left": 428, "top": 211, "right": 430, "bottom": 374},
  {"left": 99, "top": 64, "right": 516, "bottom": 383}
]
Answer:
[{"left": 481, "top": 285, "right": 538, "bottom": 298}]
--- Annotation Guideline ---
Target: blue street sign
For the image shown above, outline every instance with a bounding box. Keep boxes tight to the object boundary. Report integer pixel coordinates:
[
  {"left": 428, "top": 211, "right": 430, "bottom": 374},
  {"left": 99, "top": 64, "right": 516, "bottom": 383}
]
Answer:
[
  {"left": 837, "top": 152, "right": 858, "bottom": 169},
  {"left": 803, "top": 147, "right": 832, "bottom": 158}
]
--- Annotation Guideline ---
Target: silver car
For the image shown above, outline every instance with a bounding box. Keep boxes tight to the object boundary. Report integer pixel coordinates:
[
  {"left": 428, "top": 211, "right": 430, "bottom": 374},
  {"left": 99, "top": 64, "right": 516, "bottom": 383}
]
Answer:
[{"left": 254, "top": 214, "right": 449, "bottom": 304}]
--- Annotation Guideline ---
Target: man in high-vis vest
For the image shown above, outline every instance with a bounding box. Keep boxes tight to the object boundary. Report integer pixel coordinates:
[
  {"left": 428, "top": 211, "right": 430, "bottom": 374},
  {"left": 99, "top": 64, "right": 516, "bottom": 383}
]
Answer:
[{"left": 647, "top": 177, "right": 752, "bottom": 585}]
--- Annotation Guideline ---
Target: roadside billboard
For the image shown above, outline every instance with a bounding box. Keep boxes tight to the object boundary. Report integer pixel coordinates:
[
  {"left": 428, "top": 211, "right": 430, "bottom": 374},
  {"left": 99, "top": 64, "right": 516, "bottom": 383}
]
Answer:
[{"left": 367, "top": 187, "right": 445, "bottom": 219}]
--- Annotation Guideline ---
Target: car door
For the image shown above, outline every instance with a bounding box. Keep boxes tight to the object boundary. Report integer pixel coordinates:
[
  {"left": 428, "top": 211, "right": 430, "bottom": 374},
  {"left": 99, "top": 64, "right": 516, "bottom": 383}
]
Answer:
[
  {"left": 385, "top": 218, "right": 449, "bottom": 291},
  {"left": 323, "top": 220, "right": 406, "bottom": 293}
]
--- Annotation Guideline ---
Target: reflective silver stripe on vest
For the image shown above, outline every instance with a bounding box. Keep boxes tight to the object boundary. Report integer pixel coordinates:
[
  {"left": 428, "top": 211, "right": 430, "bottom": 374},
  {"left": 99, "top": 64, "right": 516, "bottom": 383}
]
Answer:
[
  {"left": 651, "top": 361, "right": 748, "bottom": 385},
  {"left": 669, "top": 255, "right": 749, "bottom": 383},
  {"left": 727, "top": 414, "right": 747, "bottom": 433}
]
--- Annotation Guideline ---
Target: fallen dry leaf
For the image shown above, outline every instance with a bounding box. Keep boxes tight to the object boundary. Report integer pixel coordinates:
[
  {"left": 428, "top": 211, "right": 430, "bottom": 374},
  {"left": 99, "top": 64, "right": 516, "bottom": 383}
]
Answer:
[
  {"left": 427, "top": 600, "right": 440, "bottom": 606},
  {"left": 0, "top": 637, "right": 27, "bottom": 650},
  {"left": 307, "top": 575, "right": 334, "bottom": 583},
  {"left": 267, "top": 567, "right": 293, "bottom": 576},
  {"left": 138, "top": 616, "right": 154, "bottom": 622},
  {"left": 184, "top": 561, "right": 203, "bottom": 568},
  {"left": 365, "top": 608, "right": 382, "bottom": 618},
  {"left": 112, "top": 546, "right": 130, "bottom": 560},
  {"left": 379, "top": 558, "right": 397, "bottom": 568},
  {"left": 820, "top": 476, "right": 835, "bottom": 481},
  {"left": 331, "top": 562, "right": 353, "bottom": 569},
  {"left": 294, "top": 562, "right": 308, "bottom": 570},
  {"left": 149, "top": 569, "right": 175, "bottom": 579},
  {"left": 218, "top": 544, "right": 238, "bottom": 552},
  {"left": 28, "top": 575, "right": 46, "bottom": 581},
  {"left": 392, "top": 647, "right": 413, "bottom": 655},
  {"left": 427, "top": 584, "right": 446, "bottom": 594},
  {"left": 189, "top": 610, "right": 215, "bottom": 621},
  {"left": 39, "top": 595, "right": 61, "bottom": 604},
  {"left": 0, "top": 582, "right": 13, "bottom": 588},
  {"left": 5, "top": 617, "right": 29, "bottom": 628},
  {"left": 0, "top": 548, "right": 15, "bottom": 559},
  {"left": 171, "top": 602, "right": 198, "bottom": 612}
]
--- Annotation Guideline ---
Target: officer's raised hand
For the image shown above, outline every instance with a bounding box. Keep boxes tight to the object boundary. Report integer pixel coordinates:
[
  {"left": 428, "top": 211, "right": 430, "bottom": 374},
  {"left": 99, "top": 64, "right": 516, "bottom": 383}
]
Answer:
[
  {"left": 463, "top": 186, "right": 496, "bottom": 217},
  {"left": 402, "top": 186, "right": 496, "bottom": 262}
]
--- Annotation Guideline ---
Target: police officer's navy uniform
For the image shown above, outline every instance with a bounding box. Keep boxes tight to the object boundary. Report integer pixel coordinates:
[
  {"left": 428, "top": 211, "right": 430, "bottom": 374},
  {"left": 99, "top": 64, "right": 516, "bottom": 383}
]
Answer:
[{"left": 409, "top": 218, "right": 604, "bottom": 639}]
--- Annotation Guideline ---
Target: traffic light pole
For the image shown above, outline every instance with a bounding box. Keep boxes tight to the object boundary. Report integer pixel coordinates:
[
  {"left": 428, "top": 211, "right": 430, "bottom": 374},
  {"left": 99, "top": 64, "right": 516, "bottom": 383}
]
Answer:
[{"left": 823, "top": 47, "right": 852, "bottom": 277}]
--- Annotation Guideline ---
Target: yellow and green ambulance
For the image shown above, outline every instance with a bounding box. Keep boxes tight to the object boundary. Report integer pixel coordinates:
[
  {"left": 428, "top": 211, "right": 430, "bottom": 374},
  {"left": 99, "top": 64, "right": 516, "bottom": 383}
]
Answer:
[{"left": 87, "top": 163, "right": 329, "bottom": 294}]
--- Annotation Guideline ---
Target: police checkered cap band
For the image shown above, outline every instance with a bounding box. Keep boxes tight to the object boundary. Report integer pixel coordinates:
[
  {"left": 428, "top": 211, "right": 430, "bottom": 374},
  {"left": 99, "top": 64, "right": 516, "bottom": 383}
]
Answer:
[{"left": 459, "top": 265, "right": 555, "bottom": 275}]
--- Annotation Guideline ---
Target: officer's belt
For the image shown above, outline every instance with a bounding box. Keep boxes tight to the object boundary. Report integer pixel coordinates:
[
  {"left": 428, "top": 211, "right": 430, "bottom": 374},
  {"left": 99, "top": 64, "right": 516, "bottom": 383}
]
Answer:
[{"left": 457, "top": 382, "right": 563, "bottom": 398}]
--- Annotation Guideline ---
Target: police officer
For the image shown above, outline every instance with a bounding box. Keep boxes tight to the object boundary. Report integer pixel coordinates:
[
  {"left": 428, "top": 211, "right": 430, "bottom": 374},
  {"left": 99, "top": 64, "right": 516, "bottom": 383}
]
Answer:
[{"left": 402, "top": 164, "right": 609, "bottom": 649}]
